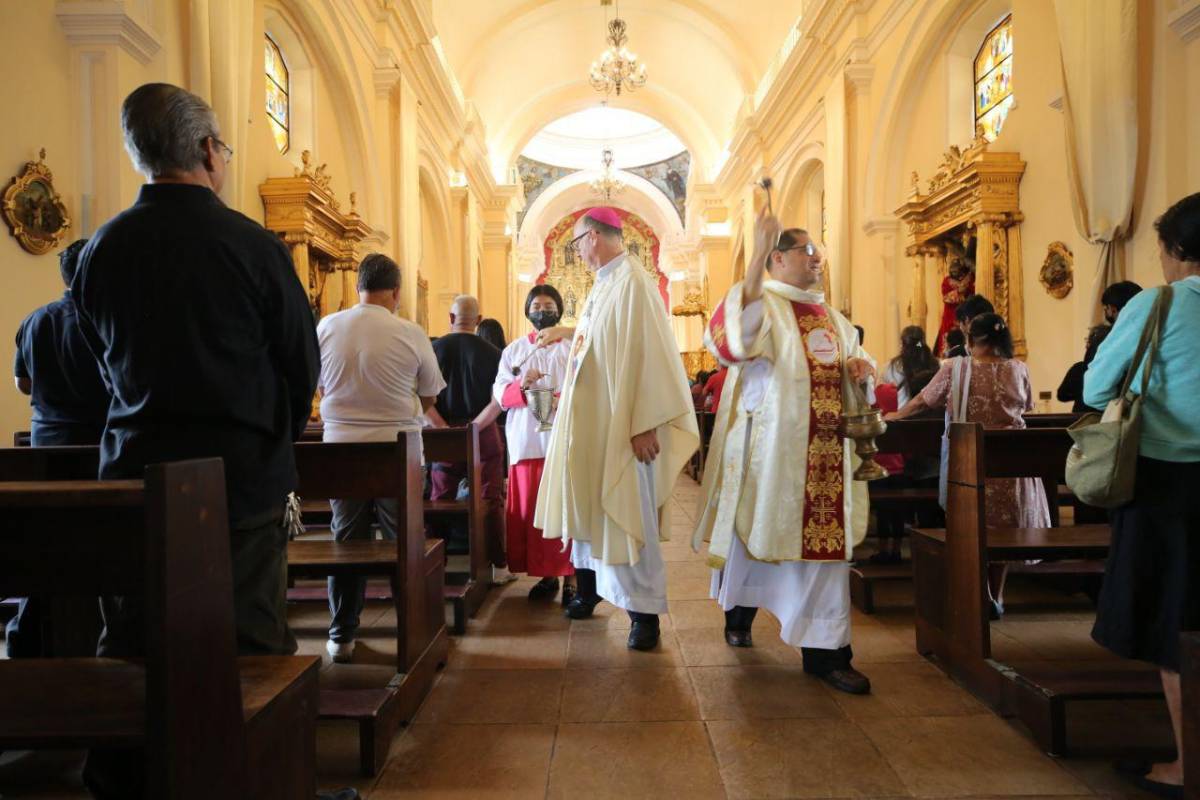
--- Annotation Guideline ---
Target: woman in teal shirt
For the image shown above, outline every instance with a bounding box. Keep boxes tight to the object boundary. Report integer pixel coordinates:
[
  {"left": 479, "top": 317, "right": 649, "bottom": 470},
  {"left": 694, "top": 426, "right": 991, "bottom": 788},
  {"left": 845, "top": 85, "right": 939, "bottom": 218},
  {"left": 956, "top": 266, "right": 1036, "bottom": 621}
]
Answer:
[{"left": 1084, "top": 192, "right": 1200, "bottom": 796}]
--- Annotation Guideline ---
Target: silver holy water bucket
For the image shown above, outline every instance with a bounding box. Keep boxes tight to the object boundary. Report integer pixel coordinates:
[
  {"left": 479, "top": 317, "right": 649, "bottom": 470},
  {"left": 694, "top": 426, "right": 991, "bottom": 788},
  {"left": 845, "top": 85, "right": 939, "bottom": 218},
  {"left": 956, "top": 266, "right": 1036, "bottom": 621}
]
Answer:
[{"left": 524, "top": 388, "right": 555, "bottom": 432}]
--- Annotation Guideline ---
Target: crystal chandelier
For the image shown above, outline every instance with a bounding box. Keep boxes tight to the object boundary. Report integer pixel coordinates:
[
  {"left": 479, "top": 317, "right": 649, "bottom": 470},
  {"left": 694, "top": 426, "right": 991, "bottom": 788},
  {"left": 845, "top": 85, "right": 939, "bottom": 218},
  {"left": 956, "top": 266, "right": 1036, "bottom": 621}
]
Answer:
[
  {"left": 588, "top": 2, "right": 646, "bottom": 97},
  {"left": 589, "top": 147, "right": 625, "bottom": 201}
]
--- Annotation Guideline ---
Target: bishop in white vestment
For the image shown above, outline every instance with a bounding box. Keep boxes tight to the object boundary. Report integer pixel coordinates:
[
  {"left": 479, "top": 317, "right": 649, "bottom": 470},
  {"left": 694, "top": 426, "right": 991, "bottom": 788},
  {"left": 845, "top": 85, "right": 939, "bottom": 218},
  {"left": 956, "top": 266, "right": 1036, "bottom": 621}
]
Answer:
[
  {"left": 534, "top": 207, "right": 699, "bottom": 651},
  {"left": 693, "top": 209, "right": 875, "bottom": 694}
]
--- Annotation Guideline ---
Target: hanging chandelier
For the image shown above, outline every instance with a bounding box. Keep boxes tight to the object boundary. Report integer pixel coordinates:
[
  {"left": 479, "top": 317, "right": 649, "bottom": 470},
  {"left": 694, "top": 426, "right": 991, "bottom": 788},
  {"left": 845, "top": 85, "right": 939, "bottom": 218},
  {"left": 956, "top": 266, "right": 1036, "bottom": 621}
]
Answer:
[
  {"left": 588, "top": 2, "right": 647, "bottom": 97},
  {"left": 589, "top": 147, "right": 626, "bottom": 201}
]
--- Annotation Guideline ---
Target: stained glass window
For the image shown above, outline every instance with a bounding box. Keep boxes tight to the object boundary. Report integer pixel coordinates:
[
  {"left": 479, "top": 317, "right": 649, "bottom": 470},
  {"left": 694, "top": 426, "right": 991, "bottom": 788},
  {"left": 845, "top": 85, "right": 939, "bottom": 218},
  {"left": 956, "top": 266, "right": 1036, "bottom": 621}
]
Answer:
[
  {"left": 265, "top": 35, "right": 289, "bottom": 154},
  {"left": 974, "top": 14, "right": 1013, "bottom": 141}
]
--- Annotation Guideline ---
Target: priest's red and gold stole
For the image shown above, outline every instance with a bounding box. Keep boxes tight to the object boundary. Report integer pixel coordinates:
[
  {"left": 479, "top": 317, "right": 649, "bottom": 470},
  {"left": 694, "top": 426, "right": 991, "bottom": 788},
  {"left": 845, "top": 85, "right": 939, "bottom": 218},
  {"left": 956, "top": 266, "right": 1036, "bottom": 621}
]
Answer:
[{"left": 791, "top": 302, "right": 846, "bottom": 559}]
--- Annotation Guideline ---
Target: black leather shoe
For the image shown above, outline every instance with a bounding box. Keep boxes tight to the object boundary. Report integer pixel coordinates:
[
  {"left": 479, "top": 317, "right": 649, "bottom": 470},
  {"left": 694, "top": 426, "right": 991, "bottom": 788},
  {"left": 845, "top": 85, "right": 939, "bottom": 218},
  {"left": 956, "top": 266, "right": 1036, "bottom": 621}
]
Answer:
[
  {"left": 561, "top": 583, "right": 577, "bottom": 607},
  {"left": 724, "top": 628, "right": 753, "bottom": 647},
  {"left": 528, "top": 577, "right": 559, "bottom": 601},
  {"left": 817, "top": 667, "right": 872, "bottom": 695},
  {"left": 627, "top": 619, "right": 660, "bottom": 651},
  {"left": 564, "top": 593, "right": 601, "bottom": 619},
  {"left": 317, "top": 790, "right": 360, "bottom": 800}
]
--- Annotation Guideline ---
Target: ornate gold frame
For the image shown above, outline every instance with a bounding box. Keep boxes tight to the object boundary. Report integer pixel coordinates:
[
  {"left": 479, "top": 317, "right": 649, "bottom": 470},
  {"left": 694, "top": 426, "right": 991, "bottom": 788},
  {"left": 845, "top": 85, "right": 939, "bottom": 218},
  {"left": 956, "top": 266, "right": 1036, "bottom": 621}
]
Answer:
[
  {"left": 672, "top": 279, "right": 718, "bottom": 379},
  {"left": 1039, "top": 241, "right": 1074, "bottom": 299},
  {"left": 895, "top": 129, "right": 1027, "bottom": 357},
  {"left": 2, "top": 149, "right": 71, "bottom": 255}
]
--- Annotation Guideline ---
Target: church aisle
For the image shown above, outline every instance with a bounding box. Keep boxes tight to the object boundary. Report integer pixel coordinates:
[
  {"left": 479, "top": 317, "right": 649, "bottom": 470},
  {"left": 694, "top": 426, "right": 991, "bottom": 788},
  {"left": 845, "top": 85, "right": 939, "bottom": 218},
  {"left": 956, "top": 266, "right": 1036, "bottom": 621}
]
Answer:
[{"left": 307, "top": 477, "right": 1155, "bottom": 800}]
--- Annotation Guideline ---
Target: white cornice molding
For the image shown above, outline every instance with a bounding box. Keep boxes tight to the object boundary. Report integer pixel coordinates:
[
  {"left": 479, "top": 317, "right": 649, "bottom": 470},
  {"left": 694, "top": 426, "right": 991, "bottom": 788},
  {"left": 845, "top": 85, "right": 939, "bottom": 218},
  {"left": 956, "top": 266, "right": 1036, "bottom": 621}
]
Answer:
[
  {"left": 1168, "top": 0, "right": 1200, "bottom": 43},
  {"left": 862, "top": 215, "right": 900, "bottom": 237},
  {"left": 56, "top": 1, "right": 161, "bottom": 64}
]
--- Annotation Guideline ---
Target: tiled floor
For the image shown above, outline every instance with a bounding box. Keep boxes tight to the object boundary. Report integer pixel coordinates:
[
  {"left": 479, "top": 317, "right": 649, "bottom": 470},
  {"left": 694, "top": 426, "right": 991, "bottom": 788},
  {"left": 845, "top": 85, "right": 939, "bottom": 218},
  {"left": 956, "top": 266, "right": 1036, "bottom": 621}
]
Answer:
[{"left": 0, "top": 477, "right": 1170, "bottom": 798}]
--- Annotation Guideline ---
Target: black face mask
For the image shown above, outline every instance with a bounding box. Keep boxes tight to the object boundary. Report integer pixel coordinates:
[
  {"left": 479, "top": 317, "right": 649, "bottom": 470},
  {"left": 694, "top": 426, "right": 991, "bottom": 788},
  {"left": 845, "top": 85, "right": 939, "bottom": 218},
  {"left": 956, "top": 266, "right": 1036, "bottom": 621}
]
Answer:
[{"left": 528, "top": 310, "right": 561, "bottom": 330}]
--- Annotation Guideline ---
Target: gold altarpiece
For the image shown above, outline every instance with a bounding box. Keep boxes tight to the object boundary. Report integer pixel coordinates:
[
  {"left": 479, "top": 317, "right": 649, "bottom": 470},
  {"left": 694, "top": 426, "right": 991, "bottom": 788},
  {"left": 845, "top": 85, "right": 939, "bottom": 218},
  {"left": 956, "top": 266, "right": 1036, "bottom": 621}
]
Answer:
[
  {"left": 895, "top": 132, "right": 1027, "bottom": 357},
  {"left": 541, "top": 210, "right": 663, "bottom": 327},
  {"left": 259, "top": 151, "right": 375, "bottom": 322}
]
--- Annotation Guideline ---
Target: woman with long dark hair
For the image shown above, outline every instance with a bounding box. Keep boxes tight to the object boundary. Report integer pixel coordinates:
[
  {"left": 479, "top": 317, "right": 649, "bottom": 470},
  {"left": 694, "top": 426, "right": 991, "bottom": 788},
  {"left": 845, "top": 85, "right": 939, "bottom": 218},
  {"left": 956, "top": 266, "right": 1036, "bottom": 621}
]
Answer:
[{"left": 881, "top": 325, "right": 939, "bottom": 406}]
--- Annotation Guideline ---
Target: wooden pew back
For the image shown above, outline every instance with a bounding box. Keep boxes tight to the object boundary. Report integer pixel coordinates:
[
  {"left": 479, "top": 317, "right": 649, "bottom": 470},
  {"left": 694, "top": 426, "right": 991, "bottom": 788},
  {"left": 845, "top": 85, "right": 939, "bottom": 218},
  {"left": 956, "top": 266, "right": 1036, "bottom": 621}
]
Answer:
[
  {"left": 0, "top": 458, "right": 248, "bottom": 797},
  {"left": 292, "top": 432, "right": 431, "bottom": 671}
]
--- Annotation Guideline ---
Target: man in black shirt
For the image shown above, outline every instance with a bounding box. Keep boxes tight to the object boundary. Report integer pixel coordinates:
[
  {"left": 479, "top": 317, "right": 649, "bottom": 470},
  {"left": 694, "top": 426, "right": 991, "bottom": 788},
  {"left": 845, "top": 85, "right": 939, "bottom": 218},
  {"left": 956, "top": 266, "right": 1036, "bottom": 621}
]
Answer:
[
  {"left": 72, "top": 83, "right": 319, "bottom": 665},
  {"left": 430, "top": 295, "right": 511, "bottom": 581},
  {"left": 8, "top": 239, "right": 109, "bottom": 657}
]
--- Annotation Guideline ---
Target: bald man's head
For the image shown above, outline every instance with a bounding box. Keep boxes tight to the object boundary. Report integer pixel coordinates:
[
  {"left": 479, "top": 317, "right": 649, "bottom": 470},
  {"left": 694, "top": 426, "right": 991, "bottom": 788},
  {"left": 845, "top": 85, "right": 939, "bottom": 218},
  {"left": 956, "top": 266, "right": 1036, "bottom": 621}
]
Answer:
[{"left": 449, "top": 294, "right": 480, "bottom": 332}]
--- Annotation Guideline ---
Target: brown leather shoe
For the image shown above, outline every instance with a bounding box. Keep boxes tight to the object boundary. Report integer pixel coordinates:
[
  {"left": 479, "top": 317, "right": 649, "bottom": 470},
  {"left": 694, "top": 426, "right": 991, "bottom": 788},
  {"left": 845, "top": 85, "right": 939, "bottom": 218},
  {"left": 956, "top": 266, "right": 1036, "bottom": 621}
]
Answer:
[{"left": 817, "top": 667, "right": 871, "bottom": 695}]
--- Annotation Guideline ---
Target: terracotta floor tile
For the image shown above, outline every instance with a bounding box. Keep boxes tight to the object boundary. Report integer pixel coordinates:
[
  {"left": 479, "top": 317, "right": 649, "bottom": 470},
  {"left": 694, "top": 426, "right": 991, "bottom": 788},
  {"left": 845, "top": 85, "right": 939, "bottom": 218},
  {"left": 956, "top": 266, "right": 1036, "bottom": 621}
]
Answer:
[
  {"left": 689, "top": 665, "right": 844, "bottom": 720},
  {"left": 668, "top": 598, "right": 729, "bottom": 630},
  {"left": 1056, "top": 757, "right": 1164, "bottom": 799},
  {"left": 414, "top": 668, "right": 564, "bottom": 724},
  {"left": 559, "top": 667, "right": 700, "bottom": 722},
  {"left": 824, "top": 661, "right": 985, "bottom": 719},
  {"left": 850, "top": 620, "right": 925, "bottom": 664},
  {"left": 666, "top": 576, "right": 715, "bottom": 600},
  {"left": 468, "top": 591, "right": 574, "bottom": 632},
  {"left": 371, "top": 723, "right": 556, "bottom": 799},
  {"left": 989, "top": 620, "right": 1115, "bottom": 661},
  {"left": 446, "top": 627, "right": 569, "bottom": 670},
  {"left": 566, "top": 629, "right": 684, "bottom": 669},
  {"left": 707, "top": 717, "right": 909, "bottom": 799},
  {"left": 666, "top": 560, "right": 713, "bottom": 583},
  {"left": 860, "top": 715, "right": 1090, "bottom": 797},
  {"left": 565, "top": 602, "right": 675, "bottom": 632},
  {"left": 675, "top": 626, "right": 804, "bottom": 667},
  {"left": 546, "top": 721, "right": 724, "bottom": 800}
]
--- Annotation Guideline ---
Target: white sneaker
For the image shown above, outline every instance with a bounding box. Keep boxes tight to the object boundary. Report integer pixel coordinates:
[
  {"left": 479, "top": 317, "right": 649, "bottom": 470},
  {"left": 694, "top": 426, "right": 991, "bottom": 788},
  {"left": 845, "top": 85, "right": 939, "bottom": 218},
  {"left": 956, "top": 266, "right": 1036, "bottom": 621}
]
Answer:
[
  {"left": 326, "top": 639, "right": 355, "bottom": 663},
  {"left": 491, "top": 565, "right": 519, "bottom": 585}
]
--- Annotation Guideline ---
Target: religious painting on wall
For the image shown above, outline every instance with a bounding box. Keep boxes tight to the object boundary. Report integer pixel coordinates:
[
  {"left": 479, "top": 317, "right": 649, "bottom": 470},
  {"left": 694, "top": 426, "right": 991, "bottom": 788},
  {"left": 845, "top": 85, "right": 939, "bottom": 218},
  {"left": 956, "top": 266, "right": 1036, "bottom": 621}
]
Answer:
[
  {"left": 2, "top": 149, "right": 70, "bottom": 255},
  {"left": 627, "top": 150, "right": 690, "bottom": 223},
  {"left": 1039, "top": 241, "right": 1073, "bottom": 299},
  {"left": 516, "top": 156, "right": 574, "bottom": 226},
  {"left": 540, "top": 207, "right": 666, "bottom": 327}
]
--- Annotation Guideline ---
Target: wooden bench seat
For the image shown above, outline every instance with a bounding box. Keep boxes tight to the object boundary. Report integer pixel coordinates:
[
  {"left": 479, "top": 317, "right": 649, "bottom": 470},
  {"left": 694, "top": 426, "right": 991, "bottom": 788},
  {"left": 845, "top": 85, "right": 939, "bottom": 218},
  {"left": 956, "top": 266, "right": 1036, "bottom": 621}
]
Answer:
[
  {"left": 998, "top": 661, "right": 1165, "bottom": 756},
  {"left": 910, "top": 423, "right": 1159, "bottom": 757},
  {"left": 288, "top": 433, "right": 448, "bottom": 777},
  {"left": 0, "top": 456, "right": 319, "bottom": 798}
]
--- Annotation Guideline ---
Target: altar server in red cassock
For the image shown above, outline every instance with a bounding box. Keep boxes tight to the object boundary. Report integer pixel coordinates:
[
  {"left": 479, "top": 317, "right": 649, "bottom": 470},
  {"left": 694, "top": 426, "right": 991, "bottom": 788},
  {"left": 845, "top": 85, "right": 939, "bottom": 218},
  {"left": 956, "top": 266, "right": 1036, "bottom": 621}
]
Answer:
[
  {"left": 474, "top": 284, "right": 575, "bottom": 603},
  {"left": 694, "top": 207, "right": 876, "bottom": 695}
]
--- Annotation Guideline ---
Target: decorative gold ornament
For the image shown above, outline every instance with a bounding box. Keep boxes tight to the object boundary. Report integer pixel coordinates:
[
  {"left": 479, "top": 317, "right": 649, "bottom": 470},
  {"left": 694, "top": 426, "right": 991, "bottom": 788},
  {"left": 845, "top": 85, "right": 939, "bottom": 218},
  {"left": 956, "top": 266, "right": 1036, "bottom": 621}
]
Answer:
[
  {"left": 1039, "top": 241, "right": 1074, "bottom": 299},
  {"left": 2, "top": 149, "right": 70, "bottom": 255}
]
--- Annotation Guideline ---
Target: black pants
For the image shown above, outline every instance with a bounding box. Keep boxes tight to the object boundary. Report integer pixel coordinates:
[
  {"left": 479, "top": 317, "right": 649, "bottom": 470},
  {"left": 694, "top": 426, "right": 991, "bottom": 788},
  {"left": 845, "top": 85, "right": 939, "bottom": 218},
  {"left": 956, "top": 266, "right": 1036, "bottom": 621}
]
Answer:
[
  {"left": 802, "top": 644, "right": 855, "bottom": 674},
  {"left": 84, "top": 514, "right": 293, "bottom": 799}
]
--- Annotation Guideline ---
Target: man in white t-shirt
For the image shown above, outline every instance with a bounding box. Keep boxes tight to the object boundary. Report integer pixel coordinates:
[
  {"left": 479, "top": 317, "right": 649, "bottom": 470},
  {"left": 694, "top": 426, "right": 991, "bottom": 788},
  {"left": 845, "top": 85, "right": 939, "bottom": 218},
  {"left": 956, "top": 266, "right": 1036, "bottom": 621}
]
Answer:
[{"left": 316, "top": 253, "right": 446, "bottom": 663}]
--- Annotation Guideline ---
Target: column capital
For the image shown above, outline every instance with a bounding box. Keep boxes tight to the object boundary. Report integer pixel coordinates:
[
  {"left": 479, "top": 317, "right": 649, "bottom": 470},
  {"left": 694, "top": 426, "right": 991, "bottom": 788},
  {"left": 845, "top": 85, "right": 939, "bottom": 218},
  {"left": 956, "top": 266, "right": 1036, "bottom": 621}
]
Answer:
[{"left": 56, "top": 1, "right": 161, "bottom": 64}]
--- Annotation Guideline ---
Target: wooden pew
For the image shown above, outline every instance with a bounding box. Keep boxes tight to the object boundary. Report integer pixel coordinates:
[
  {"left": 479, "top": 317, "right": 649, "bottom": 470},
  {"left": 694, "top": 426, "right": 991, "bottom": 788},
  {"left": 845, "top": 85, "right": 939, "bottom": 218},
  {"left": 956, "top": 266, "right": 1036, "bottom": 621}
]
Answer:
[
  {"left": 911, "top": 422, "right": 1162, "bottom": 755},
  {"left": 0, "top": 457, "right": 319, "bottom": 799},
  {"left": 422, "top": 424, "right": 489, "bottom": 634},
  {"left": 288, "top": 431, "right": 448, "bottom": 776},
  {"left": 1184, "top": 631, "right": 1199, "bottom": 800}
]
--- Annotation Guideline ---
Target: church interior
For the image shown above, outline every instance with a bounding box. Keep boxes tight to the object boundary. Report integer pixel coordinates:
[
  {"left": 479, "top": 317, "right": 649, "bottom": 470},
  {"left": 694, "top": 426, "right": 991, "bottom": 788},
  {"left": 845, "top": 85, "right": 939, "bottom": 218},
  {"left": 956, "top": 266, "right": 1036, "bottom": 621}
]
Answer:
[{"left": 1, "top": 0, "right": 1199, "bottom": 797}]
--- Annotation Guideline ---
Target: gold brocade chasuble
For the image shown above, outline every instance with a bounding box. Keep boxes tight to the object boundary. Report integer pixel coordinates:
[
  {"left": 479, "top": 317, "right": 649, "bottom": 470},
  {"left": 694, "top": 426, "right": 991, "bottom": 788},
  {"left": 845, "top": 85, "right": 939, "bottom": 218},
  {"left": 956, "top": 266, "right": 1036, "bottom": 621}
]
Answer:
[
  {"left": 693, "top": 280, "right": 871, "bottom": 565},
  {"left": 534, "top": 254, "right": 699, "bottom": 566}
]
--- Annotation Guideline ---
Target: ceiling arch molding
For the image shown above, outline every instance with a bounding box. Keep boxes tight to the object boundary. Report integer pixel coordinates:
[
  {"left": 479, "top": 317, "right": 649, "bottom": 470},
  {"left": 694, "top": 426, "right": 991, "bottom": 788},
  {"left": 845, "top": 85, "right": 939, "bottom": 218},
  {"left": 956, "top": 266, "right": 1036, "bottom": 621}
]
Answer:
[
  {"left": 776, "top": 141, "right": 827, "bottom": 223},
  {"left": 862, "top": 0, "right": 993, "bottom": 227},
  {"left": 518, "top": 169, "right": 686, "bottom": 254},
  {"left": 455, "top": 0, "right": 757, "bottom": 98},
  {"left": 495, "top": 81, "right": 720, "bottom": 179}
]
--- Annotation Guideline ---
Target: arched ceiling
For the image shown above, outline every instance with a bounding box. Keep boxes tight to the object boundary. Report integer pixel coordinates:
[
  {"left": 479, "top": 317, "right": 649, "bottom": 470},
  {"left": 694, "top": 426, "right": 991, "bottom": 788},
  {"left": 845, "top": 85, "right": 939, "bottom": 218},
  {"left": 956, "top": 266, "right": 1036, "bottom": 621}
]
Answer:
[{"left": 431, "top": 0, "right": 804, "bottom": 178}]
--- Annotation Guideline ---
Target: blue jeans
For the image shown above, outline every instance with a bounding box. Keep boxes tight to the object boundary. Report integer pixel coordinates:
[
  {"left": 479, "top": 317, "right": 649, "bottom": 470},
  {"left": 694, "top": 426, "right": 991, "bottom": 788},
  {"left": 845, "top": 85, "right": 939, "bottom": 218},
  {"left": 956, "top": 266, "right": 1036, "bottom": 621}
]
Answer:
[{"left": 327, "top": 498, "right": 400, "bottom": 643}]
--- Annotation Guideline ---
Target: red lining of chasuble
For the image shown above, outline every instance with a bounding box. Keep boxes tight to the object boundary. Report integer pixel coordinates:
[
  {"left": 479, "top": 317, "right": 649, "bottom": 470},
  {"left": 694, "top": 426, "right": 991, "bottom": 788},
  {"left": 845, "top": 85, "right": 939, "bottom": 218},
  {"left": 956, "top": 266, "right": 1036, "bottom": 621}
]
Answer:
[
  {"left": 501, "top": 380, "right": 527, "bottom": 409},
  {"left": 708, "top": 301, "right": 736, "bottom": 363},
  {"left": 791, "top": 302, "right": 846, "bottom": 560}
]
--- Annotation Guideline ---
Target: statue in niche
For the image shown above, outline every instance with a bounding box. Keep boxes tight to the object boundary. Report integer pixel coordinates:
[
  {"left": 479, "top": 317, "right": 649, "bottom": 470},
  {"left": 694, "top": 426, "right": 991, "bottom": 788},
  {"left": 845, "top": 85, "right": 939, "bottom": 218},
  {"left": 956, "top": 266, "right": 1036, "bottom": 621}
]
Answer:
[
  {"left": 564, "top": 288, "right": 578, "bottom": 320},
  {"left": 935, "top": 242, "right": 976, "bottom": 356}
]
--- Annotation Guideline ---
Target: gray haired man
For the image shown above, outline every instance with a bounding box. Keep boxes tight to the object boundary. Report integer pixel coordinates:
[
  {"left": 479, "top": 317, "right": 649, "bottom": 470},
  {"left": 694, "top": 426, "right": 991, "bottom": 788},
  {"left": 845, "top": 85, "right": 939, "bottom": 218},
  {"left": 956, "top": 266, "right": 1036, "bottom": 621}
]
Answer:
[{"left": 70, "top": 83, "right": 358, "bottom": 799}]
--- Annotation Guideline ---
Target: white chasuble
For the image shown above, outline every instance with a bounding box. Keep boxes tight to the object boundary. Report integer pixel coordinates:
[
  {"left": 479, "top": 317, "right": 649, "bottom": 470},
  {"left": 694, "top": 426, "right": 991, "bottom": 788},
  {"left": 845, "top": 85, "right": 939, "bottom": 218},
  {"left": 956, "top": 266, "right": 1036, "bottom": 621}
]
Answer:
[
  {"left": 693, "top": 280, "right": 872, "bottom": 566},
  {"left": 534, "top": 254, "right": 699, "bottom": 570}
]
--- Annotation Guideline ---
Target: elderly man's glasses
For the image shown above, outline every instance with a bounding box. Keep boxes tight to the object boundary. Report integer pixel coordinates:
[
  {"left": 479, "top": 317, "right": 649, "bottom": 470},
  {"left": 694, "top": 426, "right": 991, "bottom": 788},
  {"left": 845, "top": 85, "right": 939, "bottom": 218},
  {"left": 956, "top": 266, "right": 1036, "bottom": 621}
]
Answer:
[
  {"left": 208, "top": 136, "right": 234, "bottom": 164},
  {"left": 567, "top": 230, "right": 590, "bottom": 252},
  {"left": 777, "top": 242, "right": 818, "bottom": 257}
]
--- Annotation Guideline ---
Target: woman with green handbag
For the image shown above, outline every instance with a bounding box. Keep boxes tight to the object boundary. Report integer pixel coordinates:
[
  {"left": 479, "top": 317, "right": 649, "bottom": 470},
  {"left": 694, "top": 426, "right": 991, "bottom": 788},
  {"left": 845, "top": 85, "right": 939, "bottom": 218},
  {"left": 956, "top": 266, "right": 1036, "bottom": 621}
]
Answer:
[{"left": 1083, "top": 192, "right": 1200, "bottom": 798}]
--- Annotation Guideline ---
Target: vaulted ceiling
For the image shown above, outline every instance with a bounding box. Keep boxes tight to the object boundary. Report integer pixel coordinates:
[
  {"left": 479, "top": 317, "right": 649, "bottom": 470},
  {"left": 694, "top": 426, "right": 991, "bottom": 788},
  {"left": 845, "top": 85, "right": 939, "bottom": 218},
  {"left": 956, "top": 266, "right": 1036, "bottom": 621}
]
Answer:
[{"left": 431, "top": 0, "right": 804, "bottom": 177}]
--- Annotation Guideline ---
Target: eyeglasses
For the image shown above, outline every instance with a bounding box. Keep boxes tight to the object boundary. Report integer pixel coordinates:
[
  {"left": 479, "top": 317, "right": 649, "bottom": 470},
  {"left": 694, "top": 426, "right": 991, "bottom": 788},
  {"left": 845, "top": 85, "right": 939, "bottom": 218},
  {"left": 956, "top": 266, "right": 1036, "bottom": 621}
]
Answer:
[
  {"left": 209, "top": 136, "right": 234, "bottom": 164},
  {"left": 567, "top": 230, "right": 590, "bottom": 253},
  {"left": 777, "top": 242, "right": 818, "bottom": 257}
]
